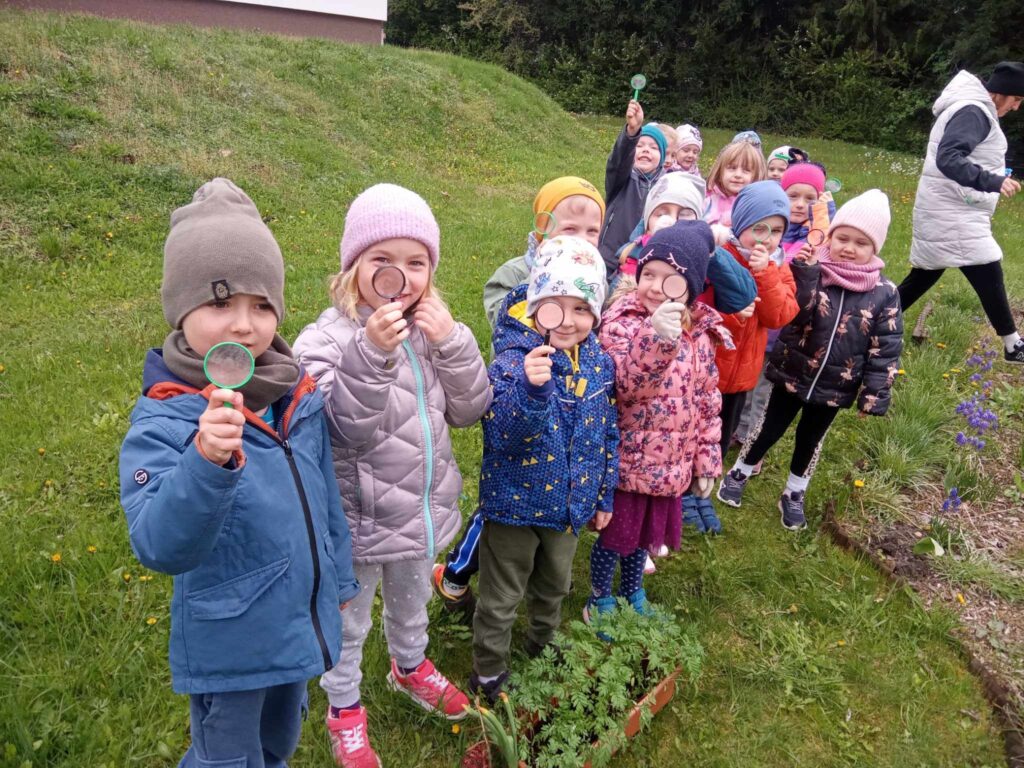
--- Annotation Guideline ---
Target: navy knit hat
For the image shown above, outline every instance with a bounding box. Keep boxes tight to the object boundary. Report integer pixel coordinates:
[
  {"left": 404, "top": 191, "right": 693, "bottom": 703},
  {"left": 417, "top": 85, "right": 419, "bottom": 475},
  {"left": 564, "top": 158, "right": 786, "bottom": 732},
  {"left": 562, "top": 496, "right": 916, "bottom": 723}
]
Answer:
[
  {"left": 636, "top": 220, "right": 714, "bottom": 306},
  {"left": 985, "top": 62, "right": 1024, "bottom": 97},
  {"left": 640, "top": 124, "right": 668, "bottom": 164},
  {"left": 730, "top": 180, "right": 791, "bottom": 237}
]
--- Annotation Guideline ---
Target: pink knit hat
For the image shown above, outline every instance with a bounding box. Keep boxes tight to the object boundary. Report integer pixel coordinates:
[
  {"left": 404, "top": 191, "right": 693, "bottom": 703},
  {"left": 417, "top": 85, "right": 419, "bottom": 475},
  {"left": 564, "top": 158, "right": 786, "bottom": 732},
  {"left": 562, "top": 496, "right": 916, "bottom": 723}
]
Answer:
[
  {"left": 340, "top": 183, "right": 440, "bottom": 272},
  {"left": 829, "top": 189, "right": 891, "bottom": 254},
  {"left": 780, "top": 162, "right": 825, "bottom": 194}
]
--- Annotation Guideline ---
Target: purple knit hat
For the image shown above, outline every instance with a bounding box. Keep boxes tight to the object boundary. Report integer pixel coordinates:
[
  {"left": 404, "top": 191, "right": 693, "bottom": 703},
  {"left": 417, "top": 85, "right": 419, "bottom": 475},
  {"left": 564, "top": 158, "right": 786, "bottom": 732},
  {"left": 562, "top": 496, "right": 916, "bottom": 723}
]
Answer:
[{"left": 339, "top": 184, "right": 440, "bottom": 272}]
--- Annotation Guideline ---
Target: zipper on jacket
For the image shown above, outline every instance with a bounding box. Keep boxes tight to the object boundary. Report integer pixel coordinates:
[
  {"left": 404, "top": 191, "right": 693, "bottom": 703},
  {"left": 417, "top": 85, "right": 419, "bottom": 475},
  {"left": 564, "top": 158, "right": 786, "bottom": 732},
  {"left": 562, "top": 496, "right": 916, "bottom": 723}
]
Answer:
[
  {"left": 282, "top": 438, "right": 333, "bottom": 672},
  {"left": 806, "top": 289, "right": 845, "bottom": 399},
  {"left": 403, "top": 340, "right": 437, "bottom": 560}
]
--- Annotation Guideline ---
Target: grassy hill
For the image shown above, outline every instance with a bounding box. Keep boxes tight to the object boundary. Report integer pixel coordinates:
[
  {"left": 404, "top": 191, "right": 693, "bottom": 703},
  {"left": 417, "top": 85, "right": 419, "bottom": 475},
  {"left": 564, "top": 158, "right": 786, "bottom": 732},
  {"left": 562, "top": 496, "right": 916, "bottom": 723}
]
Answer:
[{"left": 0, "top": 8, "right": 1016, "bottom": 767}]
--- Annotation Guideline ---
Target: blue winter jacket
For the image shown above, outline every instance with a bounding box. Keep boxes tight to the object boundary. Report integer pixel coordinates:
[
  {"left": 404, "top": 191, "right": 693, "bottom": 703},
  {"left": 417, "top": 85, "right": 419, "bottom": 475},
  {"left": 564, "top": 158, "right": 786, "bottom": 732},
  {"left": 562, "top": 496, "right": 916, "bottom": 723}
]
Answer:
[
  {"left": 119, "top": 350, "right": 360, "bottom": 694},
  {"left": 478, "top": 285, "right": 620, "bottom": 533}
]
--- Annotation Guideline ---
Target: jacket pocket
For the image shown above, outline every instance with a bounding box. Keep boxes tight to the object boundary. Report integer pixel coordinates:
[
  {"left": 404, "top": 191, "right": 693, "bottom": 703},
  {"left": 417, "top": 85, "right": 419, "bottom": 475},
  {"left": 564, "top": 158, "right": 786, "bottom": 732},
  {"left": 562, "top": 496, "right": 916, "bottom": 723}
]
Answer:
[{"left": 188, "top": 558, "right": 289, "bottom": 621}]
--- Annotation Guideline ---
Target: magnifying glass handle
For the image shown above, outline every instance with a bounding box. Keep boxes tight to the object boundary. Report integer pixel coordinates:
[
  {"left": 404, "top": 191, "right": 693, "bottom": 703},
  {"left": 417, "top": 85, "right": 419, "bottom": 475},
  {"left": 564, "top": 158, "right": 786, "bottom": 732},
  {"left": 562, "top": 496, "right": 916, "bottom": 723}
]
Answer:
[
  {"left": 543, "top": 331, "right": 552, "bottom": 347},
  {"left": 633, "top": 88, "right": 639, "bottom": 100},
  {"left": 222, "top": 402, "right": 235, "bottom": 410}
]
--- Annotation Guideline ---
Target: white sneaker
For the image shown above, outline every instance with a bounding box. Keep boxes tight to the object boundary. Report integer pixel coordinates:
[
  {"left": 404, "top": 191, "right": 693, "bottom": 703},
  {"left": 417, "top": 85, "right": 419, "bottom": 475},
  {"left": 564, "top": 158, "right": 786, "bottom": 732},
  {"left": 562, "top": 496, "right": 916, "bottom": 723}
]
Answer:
[{"left": 643, "top": 554, "right": 657, "bottom": 574}]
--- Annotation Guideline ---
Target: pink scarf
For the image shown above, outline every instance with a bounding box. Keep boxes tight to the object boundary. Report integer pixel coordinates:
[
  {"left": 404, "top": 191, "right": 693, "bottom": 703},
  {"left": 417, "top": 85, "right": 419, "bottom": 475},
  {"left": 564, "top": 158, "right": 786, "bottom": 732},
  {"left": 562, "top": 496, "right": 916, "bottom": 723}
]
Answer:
[{"left": 817, "top": 247, "right": 885, "bottom": 292}]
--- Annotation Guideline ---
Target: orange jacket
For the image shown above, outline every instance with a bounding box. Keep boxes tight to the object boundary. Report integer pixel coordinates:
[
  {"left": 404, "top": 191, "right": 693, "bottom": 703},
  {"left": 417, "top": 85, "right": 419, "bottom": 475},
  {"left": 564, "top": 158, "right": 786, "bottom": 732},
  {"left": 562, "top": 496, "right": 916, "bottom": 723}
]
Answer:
[{"left": 715, "top": 243, "right": 799, "bottom": 393}]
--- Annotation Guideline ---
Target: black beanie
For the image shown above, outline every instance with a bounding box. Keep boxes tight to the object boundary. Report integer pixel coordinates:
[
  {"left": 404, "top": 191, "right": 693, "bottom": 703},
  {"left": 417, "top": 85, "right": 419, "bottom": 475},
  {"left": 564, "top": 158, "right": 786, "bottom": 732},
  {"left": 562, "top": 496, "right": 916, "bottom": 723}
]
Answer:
[
  {"left": 985, "top": 62, "right": 1024, "bottom": 97},
  {"left": 636, "top": 220, "right": 714, "bottom": 306}
]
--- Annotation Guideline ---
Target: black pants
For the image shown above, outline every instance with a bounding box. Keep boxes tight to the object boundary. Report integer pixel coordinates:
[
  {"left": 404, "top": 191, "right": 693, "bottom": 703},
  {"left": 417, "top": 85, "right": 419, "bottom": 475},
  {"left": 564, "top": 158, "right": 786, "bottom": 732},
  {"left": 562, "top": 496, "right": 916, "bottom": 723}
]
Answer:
[
  {"left": 897, "top": 262, "right": 1017, "bottom": 336},
  {"left": 719, "top": 391, "right": 749, "bottom": 456},
  {"left": 741, "top": 385, "right": 840, "bottom": 478}
]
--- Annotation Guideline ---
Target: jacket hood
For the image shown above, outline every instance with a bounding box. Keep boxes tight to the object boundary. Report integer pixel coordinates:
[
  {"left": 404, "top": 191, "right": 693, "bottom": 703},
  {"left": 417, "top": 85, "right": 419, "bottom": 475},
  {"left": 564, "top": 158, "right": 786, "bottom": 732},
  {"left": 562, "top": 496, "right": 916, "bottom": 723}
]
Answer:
[
  {"left": 934, "top": 70, "right": 996, "bottom": 120},
  {"left": 141, "top": 348, "right": 198, "bottom": 396}
]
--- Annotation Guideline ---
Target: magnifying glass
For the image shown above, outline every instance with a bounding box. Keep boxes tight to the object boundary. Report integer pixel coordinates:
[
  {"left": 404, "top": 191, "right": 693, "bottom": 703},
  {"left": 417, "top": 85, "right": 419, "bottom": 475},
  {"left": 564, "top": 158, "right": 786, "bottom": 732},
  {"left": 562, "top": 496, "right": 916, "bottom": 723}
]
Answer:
[
  {"left": 751, "top": 221, "right": 772, "bottom": 244},
  {"left": 825, "top": 177, "right": 842, "bottom": 194},
  {"left": 662, "top": 273, "right": 688, "bottom": 302},
  {"left": 807, "top": 229, "right": 826, "bottom": 247},
  {"left": 534, "top": 301, "right": 565, "bottom": 346},
  {"left": 372, "top": 265, "right": 406, "bottom": 301},
  {"left": 203, "top": 341, "right": 255, "bottom": 409},
  {"left": 534, "top": 210, "right": 558, "bottom": 240},
  {"left": 630, "top": 73, "right": 647, "bottom": 101}
]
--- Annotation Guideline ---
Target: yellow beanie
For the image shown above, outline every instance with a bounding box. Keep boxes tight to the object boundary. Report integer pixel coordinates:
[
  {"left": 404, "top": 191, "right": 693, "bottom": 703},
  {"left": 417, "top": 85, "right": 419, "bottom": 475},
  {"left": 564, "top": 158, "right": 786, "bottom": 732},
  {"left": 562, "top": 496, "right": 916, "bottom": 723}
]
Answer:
[{"left": 532, "top": 176, "right": 606, "bottom": 226}]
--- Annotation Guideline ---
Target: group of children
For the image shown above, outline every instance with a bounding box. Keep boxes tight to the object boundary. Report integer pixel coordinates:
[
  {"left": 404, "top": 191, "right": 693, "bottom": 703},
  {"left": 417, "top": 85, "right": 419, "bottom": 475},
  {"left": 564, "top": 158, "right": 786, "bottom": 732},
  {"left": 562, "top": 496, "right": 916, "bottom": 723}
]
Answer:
[{"left": 119, "top": 98, "right": 905, "bottom": 767}]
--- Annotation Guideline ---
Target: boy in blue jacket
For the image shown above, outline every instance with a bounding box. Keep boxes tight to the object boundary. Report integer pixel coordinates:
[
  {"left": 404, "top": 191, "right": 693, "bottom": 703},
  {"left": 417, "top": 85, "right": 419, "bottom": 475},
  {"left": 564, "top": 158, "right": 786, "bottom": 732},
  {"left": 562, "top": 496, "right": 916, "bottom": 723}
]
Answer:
[
  {"left": 470, "top": 236, "right": 620, "bottom": 703},
  {"left": 118, "top": 178, "right": 359, "bottom": 767}
]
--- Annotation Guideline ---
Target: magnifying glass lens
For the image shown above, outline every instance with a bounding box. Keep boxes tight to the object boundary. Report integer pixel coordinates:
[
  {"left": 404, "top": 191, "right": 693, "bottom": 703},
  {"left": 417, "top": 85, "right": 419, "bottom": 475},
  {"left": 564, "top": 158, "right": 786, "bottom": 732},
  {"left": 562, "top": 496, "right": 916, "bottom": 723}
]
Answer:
[
  {"left": 204, "top": 342, "right": 255, "bottom": 389},
  {"left": 662, "top": 274, "right": 687, "bottom": 301},
  {"left": 535, "top": 301, "right": 564, "bottom": 332},
  {"left": 372, "top": 266, "right": 406, "bottom": 300}
]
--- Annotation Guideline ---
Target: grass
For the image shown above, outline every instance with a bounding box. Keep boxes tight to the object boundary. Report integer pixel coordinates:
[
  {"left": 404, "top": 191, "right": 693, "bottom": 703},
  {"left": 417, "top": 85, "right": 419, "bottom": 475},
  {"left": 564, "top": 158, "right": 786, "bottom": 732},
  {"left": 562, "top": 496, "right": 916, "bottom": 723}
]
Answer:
[{"left": 0, "top": 8, "right": 1015, "bottom": 767}]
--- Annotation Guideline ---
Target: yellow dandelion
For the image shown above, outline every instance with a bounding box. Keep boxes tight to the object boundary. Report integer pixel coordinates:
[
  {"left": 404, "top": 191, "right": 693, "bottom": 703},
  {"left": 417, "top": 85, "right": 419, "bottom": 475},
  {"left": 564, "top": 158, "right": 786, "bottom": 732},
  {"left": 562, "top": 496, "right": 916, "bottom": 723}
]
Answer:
[
  {"left": 942, "top": 373, "right": 950, "bottom": 379},
  {"left": 50, "top": 552, "right": 62, "bottom": 563},
  {"left": 836, "top": 640, "right": 846, "bottom": 647},
  {"left": 897, "top": 369, "right": 906, "bottom": 375},
  {"left": 451, "top": 724, "right": 460, "bottom": 734},
  {"left": 0, "top": 363, "right": 5, "bottom": 374},
  {"left": 936, "top": 342, "right": 947, "bottom": 349},
  {"left": 853, "top": 479, "right": 865, "bottom": 489},
  {"left": 146, "top": 617, "right": 158, "bottom": 625},
  {"left": 140, "top": 575, "right": 153, "bottom": 582},
  {"left": 123, "top": 572, "right": 132, "bottom": 582},
  {"left": 950, "top": 368, "right": 961, "bottom": 373},
  {"left": 105, "top": 231, "right": 113, "bottom": 239},
  {"left": 956, "top": 592, "right": 966, "bottom": 605},
  {"left": 37, "top": 447, "right": 46, "bottom": 456},
  {"left": 44, "top": 479, "right": 53, "bottom": 487},
  {"left": 87, "top": 545, "right": 97, "bottom": 553},
  {"left": 787, "top": 604, "right": 798, "bottom": 614}
]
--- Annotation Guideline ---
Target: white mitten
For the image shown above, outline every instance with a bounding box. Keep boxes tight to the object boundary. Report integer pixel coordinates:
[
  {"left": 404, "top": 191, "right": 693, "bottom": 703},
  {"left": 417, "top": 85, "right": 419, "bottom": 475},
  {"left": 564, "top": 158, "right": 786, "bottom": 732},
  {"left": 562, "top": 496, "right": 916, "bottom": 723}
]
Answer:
[
  {"left": 651, "top": 214, "right": 676, "bottom": 234},
  {"left": 650, "top": 301, "right": 685, "bottom": 341},
  {"left": 711, "top": 223, "right": 732, "bottom": 246},
  {"left": 694, "top": 476, "right": 714, "bottom": 498}
]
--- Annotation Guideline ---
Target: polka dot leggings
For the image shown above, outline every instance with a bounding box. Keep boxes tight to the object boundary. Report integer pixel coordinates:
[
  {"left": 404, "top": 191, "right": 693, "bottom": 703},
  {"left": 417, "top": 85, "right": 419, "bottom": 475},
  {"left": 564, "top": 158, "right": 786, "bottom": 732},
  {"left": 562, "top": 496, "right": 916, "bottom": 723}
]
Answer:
[{"left": 589, "top": 541, "right": 646, "bottom": 599}]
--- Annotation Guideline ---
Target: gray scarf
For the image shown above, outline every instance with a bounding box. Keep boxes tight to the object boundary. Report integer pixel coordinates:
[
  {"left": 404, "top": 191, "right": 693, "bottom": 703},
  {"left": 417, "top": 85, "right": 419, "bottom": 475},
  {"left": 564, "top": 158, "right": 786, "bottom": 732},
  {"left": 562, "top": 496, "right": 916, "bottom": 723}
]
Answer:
[{"left": 162, "top": 331, "right": 301, "bottom": 413}]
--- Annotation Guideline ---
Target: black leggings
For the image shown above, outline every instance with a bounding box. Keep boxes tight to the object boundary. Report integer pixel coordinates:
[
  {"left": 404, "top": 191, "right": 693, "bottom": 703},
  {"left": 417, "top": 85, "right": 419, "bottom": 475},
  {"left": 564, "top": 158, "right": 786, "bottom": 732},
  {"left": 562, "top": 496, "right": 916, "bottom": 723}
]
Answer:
[
  {"left": 741, "top": 385, "right": 840, "bottom": 478},
  {"left": 719, "top": 391, "right": 748, "bottom": 456},
  {"left": 897, "top": 262, "right": 1017, "bottom": 336}
]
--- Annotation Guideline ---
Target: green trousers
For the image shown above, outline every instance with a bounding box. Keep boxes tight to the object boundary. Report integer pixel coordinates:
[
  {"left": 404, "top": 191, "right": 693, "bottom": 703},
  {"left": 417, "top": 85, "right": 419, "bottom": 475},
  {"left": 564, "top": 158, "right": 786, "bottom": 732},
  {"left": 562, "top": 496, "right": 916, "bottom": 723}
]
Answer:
[{"left": 472, "top": 520, "right": 579, "bottom": 677}]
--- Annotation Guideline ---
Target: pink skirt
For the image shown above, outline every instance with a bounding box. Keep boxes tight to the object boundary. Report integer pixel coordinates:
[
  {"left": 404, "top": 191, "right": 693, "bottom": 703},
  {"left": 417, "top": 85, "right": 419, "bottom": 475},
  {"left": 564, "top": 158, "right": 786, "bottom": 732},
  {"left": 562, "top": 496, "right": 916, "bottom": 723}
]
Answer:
[{"left": 598, "top": 490, "right": 682, "bottom": 557}]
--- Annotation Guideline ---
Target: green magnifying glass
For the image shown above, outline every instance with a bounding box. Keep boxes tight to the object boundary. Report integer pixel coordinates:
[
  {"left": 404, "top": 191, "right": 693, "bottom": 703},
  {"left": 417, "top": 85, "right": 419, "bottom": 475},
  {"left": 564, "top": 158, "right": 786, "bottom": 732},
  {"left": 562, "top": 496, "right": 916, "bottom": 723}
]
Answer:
[
  {"left": 751, "top": 220, "right": 772, "bottom": 244},
  {"left": 203, "top": 341, "right": 255, "bottom": 409},
  {"left": 825, "top": 177, "right": 842, "bottom": 194},
  {"left": 630, "top": 73, "right": 647, "bottom": 101},
  {"left": 534, "top": 210, "right": 558, "bottom": 240}
]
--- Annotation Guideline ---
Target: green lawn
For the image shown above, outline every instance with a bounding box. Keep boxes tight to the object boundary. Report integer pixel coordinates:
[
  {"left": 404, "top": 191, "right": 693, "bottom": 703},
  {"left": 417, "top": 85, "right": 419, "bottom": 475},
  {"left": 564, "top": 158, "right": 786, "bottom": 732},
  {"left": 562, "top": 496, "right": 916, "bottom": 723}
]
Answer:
[{"left": 0, "top": 9, "right": 1017, "bottom": 767}]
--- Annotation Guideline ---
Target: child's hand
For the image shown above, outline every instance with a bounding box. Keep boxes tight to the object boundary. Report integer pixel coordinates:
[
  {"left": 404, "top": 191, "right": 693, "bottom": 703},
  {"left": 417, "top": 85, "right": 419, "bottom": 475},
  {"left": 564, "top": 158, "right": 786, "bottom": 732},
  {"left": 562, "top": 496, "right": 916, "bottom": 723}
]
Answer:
[
  {"left": 736, "top": 298, "right": 759, "bottom": 320},
  {"left": 625, "top": 99, "right": 643, "bottom": 136},
  {"left": 593, "top": 511, "right": 612, "bottom": 530},
  {"left": 748, "top": 243, "right": 770, "bottom": 273},
  {"left": 365, "top": 301, "right": 408, "bottom": 353},
  {"left": 524, "top": 345, "right": 555, "bottom": 387},
  {"left": 197, "top": 389, "right": 245, "bottom": 466},
  {"left": 795, "top": 242, "right": 818, "bottom": 266},
  {"left": 693, "top": 477, "right": 714, "bottom": 498},
  {"left": 819, "top": 191, "right": 834, "bottom": 204},
  {"left": 651, "top": 301, "right": 685, "bottom": 341},
  {"left": 413, "top": 297, "right": 455, "bottom": 343}
]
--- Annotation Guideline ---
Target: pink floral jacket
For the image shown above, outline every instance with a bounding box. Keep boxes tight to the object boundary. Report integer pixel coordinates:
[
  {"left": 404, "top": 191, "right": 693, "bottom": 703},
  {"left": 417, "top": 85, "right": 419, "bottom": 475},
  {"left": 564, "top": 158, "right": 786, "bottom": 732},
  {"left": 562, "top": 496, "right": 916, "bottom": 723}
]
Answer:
[{"left": 600, "top": 294, "right": 729, "bottom": 497}]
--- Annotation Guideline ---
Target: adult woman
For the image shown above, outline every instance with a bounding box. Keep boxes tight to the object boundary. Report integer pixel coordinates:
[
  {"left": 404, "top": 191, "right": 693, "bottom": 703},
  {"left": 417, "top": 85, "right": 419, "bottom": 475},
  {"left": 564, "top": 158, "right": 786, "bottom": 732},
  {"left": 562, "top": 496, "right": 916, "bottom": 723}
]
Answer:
[{"left": 898, "top": 62, "right": 1024, "bottom": 363}]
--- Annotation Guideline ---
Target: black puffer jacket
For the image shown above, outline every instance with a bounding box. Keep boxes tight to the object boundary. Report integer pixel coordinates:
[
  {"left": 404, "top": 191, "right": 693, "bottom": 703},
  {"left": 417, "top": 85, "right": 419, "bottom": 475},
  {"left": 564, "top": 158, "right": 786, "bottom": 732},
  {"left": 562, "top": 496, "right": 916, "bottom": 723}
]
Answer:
[{"left": 766, "top": 261, "right": 903, "bottom": 415}]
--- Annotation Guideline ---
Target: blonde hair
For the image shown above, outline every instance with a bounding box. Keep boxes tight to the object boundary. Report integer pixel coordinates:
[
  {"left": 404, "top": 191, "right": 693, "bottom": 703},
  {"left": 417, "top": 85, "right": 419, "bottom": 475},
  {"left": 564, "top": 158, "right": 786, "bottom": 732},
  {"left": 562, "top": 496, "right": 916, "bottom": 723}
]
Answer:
[
  {"left": 656, "top": 123, "right": 679, "bottom": 155},
  {"left": 706, "top": 141, "right": 767, "bottom": 195},
  {"left": 329, "top": 261, "right": 445, "bottom": 321}
]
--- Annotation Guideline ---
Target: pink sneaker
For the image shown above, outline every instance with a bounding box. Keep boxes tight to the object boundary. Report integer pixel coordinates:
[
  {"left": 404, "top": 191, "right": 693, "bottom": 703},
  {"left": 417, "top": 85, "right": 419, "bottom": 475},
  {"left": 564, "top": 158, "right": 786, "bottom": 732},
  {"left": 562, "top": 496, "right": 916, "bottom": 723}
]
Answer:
[
  {"left": 326, "top": 706, "right": 382, "bottom": 768},
  {"left": 643, "top": 554, "right": 657, "bottom": 574},
  {"left": 387, "top": 658, "right": 470, "bottom": 720}
]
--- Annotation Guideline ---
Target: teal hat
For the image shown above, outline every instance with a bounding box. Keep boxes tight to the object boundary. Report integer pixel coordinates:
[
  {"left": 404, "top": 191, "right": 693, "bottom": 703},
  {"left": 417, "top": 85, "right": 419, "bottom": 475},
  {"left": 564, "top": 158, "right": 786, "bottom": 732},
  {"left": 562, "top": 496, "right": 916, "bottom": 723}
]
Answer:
[{"left": 640, "top": 124, "right": 668, "bottom": 164}]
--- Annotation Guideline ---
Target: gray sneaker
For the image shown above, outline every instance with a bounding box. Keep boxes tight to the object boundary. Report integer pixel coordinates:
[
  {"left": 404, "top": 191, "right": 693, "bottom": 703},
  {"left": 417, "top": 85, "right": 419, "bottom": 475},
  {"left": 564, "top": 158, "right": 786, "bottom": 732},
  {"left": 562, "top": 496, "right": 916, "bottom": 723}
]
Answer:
[
  {"left": 716, "top": 469, "right": 749, "bottom": 508},
  {"left": 779, "top": 491, "right": 807, "bottom": 531}
]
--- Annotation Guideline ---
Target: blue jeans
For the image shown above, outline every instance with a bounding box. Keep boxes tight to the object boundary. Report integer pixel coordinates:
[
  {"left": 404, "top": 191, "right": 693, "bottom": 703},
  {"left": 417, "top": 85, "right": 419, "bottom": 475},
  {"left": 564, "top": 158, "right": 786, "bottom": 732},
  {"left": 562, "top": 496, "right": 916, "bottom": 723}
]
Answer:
[{"left": 178, "top": 682, "right": 308, "bottom": 768}]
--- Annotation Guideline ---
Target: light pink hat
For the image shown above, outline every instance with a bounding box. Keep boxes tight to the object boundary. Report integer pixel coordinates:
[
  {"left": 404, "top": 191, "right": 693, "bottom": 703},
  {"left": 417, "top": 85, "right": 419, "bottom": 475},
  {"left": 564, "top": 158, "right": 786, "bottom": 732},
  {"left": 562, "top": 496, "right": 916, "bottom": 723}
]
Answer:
[
  {"left": 829, "top": 189, "right": 891, "bottom": 254},
  {"left": 340, "top": 183, "right": 440, "bottom": 272}
]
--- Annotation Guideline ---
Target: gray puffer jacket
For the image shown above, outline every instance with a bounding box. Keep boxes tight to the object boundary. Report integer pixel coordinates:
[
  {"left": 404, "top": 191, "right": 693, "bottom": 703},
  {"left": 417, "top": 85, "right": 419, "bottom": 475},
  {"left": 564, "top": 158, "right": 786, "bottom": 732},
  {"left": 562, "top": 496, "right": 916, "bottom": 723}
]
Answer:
[{"left": 294, "top": 307, "right": 491, "bottom": 564}]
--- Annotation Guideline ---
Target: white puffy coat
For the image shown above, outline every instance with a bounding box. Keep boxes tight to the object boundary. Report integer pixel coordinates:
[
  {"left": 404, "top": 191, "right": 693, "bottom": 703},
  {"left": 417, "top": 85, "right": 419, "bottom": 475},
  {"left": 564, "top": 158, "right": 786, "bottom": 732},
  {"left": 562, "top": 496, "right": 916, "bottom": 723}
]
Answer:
[{"left": 909, "top": 70, "right": 1007, "bottom": 270}]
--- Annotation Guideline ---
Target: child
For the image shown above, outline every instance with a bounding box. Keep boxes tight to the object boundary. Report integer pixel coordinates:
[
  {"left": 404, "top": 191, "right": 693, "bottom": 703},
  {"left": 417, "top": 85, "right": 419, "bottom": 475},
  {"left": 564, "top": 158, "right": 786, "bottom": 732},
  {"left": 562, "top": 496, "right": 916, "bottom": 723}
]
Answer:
[
  {"left": 471, "top": 236, "right": 619, "bottom": 701},
  {"left": 703, "top": 140, "right": 768, "bottom": 244},
  {"left": 118, "top": 178, "right": 360, "bottom": 767},
  {"left": 780, "top": 162, "right": 835, "bottom": 262},
  {"left": 767, "top": 146, "right": 792, "bottom": 180},
  {"left": 733, "top": 130, "right": 763, "bottom": 149},
  {"left": 666, "top": 124, "right": 703, "bottom": 177},
  {"left": 712, "top": 182, "right": 799, "bottom": 527},
  {"left": 433, "top": 176, "right": 605, "bottom": 619},
  {"left": 589, "top": 221, "right": 726, "bottom": 619},
  {"left": 294, "top": 184, "right": 492, "bottom": 767},
  {"left": 718, "top": 190, "right": 903, "bottom": 530},
  {"left": 598, "top": 98, "right": 667, "bottom": 274},
  {"left": 482, "top": 176, "right": 605, "bottom": 330},
  {"left": 618, "top": 171, "right": 708, "bottom": 277}
]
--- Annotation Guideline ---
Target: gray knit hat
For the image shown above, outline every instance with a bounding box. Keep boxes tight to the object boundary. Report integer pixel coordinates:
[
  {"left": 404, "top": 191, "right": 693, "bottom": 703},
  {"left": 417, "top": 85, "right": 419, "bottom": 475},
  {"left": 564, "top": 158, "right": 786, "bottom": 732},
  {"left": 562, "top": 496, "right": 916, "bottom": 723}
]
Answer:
[{"left": 162, "top": 178, "right": 284, "bottom": 328}]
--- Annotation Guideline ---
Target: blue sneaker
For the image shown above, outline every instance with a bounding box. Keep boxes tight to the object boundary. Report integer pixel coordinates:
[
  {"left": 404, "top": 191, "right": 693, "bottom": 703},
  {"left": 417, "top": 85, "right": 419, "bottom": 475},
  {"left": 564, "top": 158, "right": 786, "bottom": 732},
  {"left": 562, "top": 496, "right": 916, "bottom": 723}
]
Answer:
[
  {"left": 779, "top": 490, "right": 807, "bottom": 531},
  {"left": 623, "top": 588, "right": 659, "bottom": 618},
  {"left": 696, "top": 497, "right": 722, "bottom": 535},
  {"left": 716, "top": 468, "right": 749, "bottom": 508},
  {"left": 681, "top": 493, "right": 707, "bottom": 533},
  {"left": 583, "top": 595, "right": 617, "bottom": 640}
]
